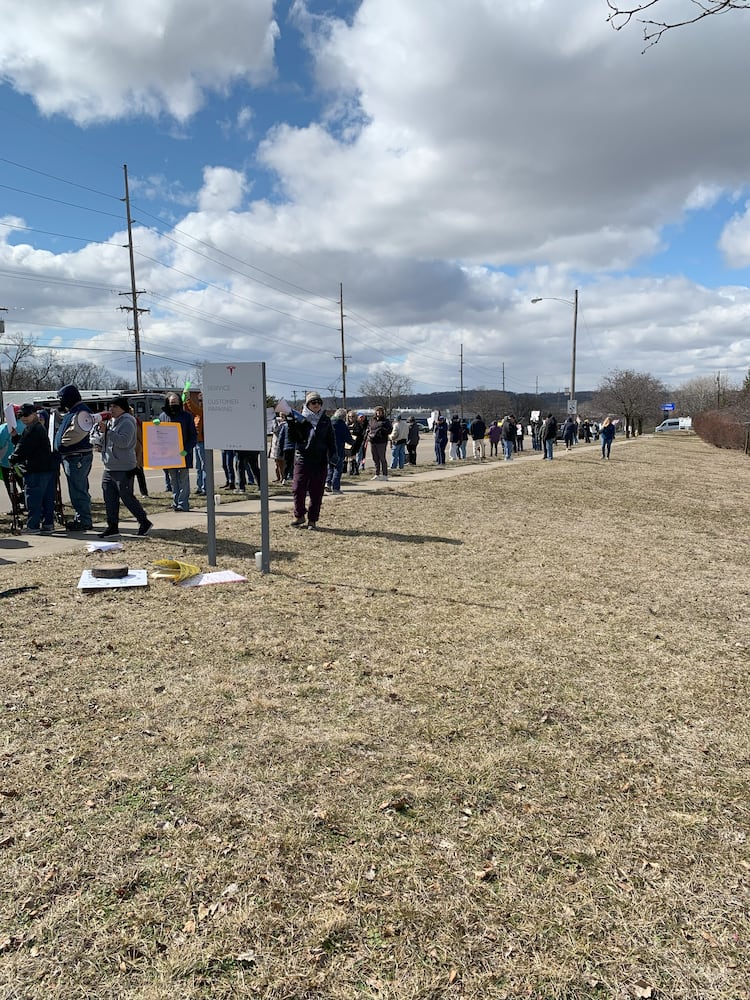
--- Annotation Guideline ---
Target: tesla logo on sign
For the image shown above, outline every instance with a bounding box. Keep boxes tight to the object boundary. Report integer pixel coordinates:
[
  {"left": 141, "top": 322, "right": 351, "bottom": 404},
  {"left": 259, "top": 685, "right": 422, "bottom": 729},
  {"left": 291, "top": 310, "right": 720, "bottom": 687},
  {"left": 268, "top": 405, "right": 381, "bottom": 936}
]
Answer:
[{"left": 226, "top": 366, "right": 236, "bottom": 376}]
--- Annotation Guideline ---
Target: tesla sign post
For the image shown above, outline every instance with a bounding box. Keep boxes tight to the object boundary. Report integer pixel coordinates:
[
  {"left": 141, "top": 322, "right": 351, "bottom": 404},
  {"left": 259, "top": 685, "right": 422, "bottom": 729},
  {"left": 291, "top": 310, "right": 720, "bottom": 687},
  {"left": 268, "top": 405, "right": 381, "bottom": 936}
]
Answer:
[{"left": 202, "top": 362, "right": 270, "bottom": 572}]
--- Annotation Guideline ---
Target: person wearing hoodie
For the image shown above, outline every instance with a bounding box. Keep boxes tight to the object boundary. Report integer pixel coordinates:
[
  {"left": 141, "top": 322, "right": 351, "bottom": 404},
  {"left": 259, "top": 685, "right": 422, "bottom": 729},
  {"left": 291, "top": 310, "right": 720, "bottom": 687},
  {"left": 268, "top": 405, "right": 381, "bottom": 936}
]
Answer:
[
  {"left": 406, "top": 416, "right": 420, "bottom": 466},
  {"left": 286, "top": 390, "right": 336, "bottom": 530},
  {"left": 448, "top": 415, "right": 462, "bottom": 461},
  {"left": 184, "top": 390, "right": 206, "bottom": 495},
  {"left": 433, "top": 415, "right": 448, "bottom": 465},
  {"left": 366, "top": 407, "right": 393, "bottom": 481},
  {"left": 159, "top": 393, "right": 198, "bottom": 512},
  {"left": 389, "top": 415, "right": 408, "bottom": 470},
  {"left": 488, "top": 420, "right": 501, "bottom": 457},
  {"left": 54, "top": 383, "right": 95, "bottom": 531},
  {"left": 10, "top": 404, "right": 58, "bottom": 534},
  {"left": 95, "top": 396, "right": 153, "bottom": 538},
  {"left": 326, "top": 408, "right": 354, "bottom": 494}
]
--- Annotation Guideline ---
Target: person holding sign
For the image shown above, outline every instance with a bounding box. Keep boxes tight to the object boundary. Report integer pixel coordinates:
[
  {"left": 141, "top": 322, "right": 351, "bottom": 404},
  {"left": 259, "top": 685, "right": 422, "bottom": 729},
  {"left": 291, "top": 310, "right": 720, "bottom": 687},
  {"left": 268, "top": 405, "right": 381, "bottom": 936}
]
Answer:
[
  {"left": 159, "top": 393, "right": 197, "bottom": 512},
  {"left": 281, "top": 391, "right": 336, "bottom": 531}
]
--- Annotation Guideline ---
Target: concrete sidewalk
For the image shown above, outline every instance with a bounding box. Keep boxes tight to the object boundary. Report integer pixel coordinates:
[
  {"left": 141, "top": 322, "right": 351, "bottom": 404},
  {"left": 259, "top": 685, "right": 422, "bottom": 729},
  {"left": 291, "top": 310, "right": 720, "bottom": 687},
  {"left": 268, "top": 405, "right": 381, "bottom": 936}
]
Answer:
[{"left": 0, "top": 450, "right": 545, "bottom": 566}]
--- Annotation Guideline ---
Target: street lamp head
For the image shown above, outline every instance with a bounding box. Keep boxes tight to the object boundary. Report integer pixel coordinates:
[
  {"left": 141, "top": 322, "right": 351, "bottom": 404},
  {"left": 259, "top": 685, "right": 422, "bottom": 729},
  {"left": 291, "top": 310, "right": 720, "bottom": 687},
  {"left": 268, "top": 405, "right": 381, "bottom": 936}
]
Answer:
[{"left": 530, "top": 297, "right": 543, "bottom": 304}]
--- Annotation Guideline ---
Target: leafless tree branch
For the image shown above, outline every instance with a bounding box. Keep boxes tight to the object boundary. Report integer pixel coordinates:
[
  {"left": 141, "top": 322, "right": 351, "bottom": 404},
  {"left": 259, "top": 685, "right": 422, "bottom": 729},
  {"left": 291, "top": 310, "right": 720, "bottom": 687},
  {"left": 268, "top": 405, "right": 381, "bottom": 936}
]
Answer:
[{"left": 607, "top": 0, "right": 749, "bottom": 51}]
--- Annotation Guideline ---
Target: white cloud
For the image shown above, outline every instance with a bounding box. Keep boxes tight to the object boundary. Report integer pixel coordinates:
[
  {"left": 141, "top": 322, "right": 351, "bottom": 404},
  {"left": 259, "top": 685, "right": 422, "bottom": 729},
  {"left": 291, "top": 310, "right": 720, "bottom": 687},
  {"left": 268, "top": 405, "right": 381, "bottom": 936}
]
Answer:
[
  {"left": 197, "top": 167, "right": 247, "bottom": 214},
  {"left": 0, "top": 0, "right": 279, "bottom": 123},
  {"left": 719, "top": 203, "right": 750, "bottom": 268},
  {"left": 3, "top": 0, "right": 750, "bottom": 395}
]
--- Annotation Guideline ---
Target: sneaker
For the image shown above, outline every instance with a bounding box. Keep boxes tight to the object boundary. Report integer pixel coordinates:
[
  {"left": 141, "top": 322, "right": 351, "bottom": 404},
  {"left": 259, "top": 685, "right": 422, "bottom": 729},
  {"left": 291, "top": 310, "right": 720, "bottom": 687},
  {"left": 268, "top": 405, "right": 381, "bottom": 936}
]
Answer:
[
  {"left": 331, "top": 489, "right": 343, "bottom": 495},
  {"left": 233, "top": 488, "right": 246, "bottom": 494},
  {"left": 65, "top": 521, "right": 93, "bottom": 531},
  {"left": 22, "top": 527, "right": 42, "bottom": 535},
  {"left": 290, "top": 518, "right": 306, "bottom": 527},
  {"left": 307, "top": 522, "right": 318, "bottom": 531},
  {"left": 98, "top": 526, "right": 120, "bottom": 538},
  {"left": 137, "top": 519, "right": 153, "bottom": 536},
  {"left": 371, "top": 475, "right": 381, "bottom": 481},
  {"left": 40, "top": 524, "right": 54, "bottom": 535}
]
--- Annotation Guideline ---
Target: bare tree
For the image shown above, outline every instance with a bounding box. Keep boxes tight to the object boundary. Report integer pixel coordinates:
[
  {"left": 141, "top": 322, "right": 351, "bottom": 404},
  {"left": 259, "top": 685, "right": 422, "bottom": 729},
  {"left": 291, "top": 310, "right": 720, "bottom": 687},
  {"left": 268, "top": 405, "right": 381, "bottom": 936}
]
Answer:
[
  {"left": 0, "top": 332, "right": 38, "bottom": 389},
  {"left": 671, "top": 374, "right": 739, "bottom": 415},
  {"left": 144, "top": 365, "right": 185, "bottom": 389},
  {"left": 326, "top": 378, "right": 343, "bottom": 411},
  {"left": 607, "top": 0, "right": 749, "bottom": 50},
  {"left": 464, "top": 388, "right": 514, "bottom": 423},
  {"left": 593, "top": 368, "right": 667, "bottom": 436},
  {"left": 359, "top": 368, "right": 414, "bottom": 416}
]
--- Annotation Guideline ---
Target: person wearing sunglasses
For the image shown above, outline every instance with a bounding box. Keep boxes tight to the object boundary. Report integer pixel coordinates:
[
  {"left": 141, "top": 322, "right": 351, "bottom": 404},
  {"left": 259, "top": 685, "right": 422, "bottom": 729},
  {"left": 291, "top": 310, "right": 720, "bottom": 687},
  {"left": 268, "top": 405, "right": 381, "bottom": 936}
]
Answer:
[{"left": 284, "top": 391, "right": 337, "bottom": 531}]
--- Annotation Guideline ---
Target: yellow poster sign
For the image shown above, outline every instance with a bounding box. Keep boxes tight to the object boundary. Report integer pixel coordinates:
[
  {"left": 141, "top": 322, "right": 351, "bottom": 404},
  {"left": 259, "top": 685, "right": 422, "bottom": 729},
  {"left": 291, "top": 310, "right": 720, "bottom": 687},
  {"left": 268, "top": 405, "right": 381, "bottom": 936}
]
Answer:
[{"left": 143, "top": 421, "right": 186, "bottom": 469}]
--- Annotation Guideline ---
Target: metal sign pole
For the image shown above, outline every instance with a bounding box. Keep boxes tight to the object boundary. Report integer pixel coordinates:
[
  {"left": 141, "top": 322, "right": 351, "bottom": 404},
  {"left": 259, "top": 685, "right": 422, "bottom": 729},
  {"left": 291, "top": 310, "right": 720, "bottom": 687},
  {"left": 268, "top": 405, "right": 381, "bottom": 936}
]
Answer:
[
  {"left": 258, "top": 365, "right": 270, "bottom": 574},
  {"left": 205, "top": 449, "right": 217, "bottom": 567}
]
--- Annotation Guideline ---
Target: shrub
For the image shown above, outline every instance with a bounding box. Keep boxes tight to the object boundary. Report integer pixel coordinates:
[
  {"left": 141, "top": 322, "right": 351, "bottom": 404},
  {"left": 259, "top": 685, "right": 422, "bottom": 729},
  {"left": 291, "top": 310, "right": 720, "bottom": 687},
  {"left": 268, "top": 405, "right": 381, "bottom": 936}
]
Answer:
[{"left": 693, "top": 405, "right": 750, "bottom": 452}]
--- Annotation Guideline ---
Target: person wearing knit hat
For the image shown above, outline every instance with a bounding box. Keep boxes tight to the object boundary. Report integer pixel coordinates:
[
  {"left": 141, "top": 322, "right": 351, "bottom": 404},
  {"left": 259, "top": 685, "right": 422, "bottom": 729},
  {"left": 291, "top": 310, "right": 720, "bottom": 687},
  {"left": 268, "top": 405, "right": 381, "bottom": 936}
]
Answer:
[
  {"left": 9, "top": 404, "right": 58, "bottom": 534},
  {"left": 54, "top": 382, "right": 95, "bottom": 531},
  {"left": 285, "top": 390, "right": 336, "bottom": 530},
  {"left": 96, "top": 398, "right": 152, "bottom": 538}
]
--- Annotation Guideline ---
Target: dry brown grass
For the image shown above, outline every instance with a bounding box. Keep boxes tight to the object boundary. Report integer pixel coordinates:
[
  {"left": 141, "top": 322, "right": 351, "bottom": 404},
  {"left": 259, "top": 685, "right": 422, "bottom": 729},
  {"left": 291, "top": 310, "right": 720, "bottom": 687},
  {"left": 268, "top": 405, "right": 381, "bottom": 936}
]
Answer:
[{"left": 1, "top": 435, "right": 749, "bottom": 999}]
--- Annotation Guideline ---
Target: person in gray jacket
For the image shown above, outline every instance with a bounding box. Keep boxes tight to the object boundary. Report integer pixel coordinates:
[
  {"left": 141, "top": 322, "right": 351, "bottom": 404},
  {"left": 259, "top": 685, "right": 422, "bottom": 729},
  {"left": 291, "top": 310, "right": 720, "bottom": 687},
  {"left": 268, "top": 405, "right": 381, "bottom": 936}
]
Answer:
[{"left": 96, "top": 396, "right": 152, "bottom": 538}]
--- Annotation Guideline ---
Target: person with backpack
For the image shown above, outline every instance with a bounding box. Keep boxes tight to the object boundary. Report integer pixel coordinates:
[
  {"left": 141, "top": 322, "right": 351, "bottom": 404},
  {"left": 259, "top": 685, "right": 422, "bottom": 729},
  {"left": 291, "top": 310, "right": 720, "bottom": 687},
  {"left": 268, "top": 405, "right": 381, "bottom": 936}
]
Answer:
[
  {"left": 541, "top": 413, "right": 558, "bottom": 460},
  {"left": 54, "top": 383, "right": 95, "bottom": 531}
]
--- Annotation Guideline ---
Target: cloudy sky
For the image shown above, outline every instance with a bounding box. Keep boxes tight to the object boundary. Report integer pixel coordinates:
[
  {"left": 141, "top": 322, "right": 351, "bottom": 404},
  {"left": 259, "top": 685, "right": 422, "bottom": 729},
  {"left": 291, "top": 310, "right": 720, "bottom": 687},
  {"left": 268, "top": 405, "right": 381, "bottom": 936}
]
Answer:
[{"left": 1, "top": 0, "right": 750, "bottom": 401}]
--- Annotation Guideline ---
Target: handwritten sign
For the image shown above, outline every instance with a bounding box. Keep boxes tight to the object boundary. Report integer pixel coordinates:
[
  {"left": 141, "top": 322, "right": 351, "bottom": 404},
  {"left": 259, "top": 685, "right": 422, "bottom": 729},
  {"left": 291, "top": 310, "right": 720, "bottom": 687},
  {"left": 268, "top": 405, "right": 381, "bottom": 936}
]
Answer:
[{"left": 143, "top": 421, "right": 185, "bottom": 469}]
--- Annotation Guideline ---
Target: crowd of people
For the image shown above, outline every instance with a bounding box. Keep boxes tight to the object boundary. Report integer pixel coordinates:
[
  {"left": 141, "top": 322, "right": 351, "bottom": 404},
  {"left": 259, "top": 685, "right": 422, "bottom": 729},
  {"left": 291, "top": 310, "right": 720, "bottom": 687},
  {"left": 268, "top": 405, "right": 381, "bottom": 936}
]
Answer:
[{"left": 2, "top": 384, "right": 615, "bottom": 536}]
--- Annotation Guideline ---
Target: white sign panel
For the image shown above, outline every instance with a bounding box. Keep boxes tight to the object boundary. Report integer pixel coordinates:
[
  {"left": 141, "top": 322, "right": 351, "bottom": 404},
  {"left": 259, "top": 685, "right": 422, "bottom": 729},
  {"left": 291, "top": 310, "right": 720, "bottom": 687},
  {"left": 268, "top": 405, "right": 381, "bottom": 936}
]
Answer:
[{"left": 203, "top": 362, "right": 266, "bottom": 451}]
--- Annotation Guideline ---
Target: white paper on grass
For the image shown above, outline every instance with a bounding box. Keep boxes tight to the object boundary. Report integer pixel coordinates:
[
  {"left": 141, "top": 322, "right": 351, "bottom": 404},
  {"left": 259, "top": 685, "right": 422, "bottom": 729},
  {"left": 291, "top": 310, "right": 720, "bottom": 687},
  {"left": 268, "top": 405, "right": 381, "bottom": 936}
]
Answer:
[
  {"left": 78, "top": 570, "right": 149, "bottom": 590},
  {"left": 86, "top": 541, "right": 125, "bottom": 552},
  {"left": 178, "top": 570, "right": 248, "bottom": 587}
]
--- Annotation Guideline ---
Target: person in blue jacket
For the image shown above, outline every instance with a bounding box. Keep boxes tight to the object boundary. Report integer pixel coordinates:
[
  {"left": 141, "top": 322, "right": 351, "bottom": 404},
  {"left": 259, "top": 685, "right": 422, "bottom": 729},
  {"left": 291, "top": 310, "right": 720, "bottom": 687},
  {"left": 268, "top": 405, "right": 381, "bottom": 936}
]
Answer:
[
  {"left": 600, "top": 416, "right": 616, "bottom": 459},
  {"left": 326, "top": 409, "right": 354, "bottom": 494},
  {"left": 433, "top": 415, "right": 448, "bottom": 465}
]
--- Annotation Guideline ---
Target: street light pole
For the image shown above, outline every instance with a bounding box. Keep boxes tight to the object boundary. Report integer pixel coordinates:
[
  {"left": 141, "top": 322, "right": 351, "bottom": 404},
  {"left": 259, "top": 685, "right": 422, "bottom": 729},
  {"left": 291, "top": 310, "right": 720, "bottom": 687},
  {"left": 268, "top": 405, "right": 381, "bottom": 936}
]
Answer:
[
  {"left": 570, "top": 288, "right": 578, "bottom": 413},
  {"left": 531, "top": 289, "right": 579, "bottom": 415}
]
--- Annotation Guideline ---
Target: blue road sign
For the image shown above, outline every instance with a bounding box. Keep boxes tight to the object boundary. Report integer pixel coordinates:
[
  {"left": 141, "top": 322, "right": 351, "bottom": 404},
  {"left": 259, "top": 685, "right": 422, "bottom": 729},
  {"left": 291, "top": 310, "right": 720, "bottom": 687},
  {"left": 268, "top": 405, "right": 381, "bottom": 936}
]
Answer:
[{"left": 661, "top": 403, "right": 675, "bottom": 411}]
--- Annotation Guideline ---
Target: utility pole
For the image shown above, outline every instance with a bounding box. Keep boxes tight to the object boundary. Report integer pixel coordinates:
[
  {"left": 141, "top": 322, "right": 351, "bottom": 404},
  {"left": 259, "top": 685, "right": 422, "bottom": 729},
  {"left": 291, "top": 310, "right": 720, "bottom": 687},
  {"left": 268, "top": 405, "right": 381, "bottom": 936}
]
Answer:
[
  {"left": 121, "top": 164, "right": 147, "bottom": 390},
  {"left": 502, "top": 362, "right": 505, "bottom": 392},
  {"left": 0, "top": 307, "right": 7, "bottom": 413},
  {"left": 337, "top": 282, "right": 348, "bottom": 410},
  {"left": 716, "top": 371, "right": 722, "bottom": 408},
  {"left": 570, "top": 288, "right": 578, "bottom": 413},
  {"left": 459, "top": 343, "right": 464, "bottom": 419}
]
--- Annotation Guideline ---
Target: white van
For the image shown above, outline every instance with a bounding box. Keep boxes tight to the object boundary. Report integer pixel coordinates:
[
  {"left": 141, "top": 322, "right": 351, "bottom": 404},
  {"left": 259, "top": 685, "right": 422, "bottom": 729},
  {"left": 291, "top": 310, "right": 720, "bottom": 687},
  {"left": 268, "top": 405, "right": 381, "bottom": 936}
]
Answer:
[{"left": 655, "top": 416, "right": 692, "bottom": 433}]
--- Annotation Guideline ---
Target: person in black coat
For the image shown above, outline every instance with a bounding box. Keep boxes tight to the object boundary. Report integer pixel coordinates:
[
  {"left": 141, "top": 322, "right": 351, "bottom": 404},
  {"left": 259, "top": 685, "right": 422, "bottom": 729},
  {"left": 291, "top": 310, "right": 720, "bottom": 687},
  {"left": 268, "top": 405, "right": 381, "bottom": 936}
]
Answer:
[
  {"left": 286, "top": 391, "right": 337, "bottom": 530},
  {"left": 10, "top": 404, "right": 58, "bottom": 534}
]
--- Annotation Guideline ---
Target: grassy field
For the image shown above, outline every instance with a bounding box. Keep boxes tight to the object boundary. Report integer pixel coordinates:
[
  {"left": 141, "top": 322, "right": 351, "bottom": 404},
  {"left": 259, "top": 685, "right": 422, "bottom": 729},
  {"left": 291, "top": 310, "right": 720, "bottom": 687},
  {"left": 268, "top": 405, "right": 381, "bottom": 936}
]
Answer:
[{"left": 1, "top": 434, "right": 749, "bottom": 999}]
